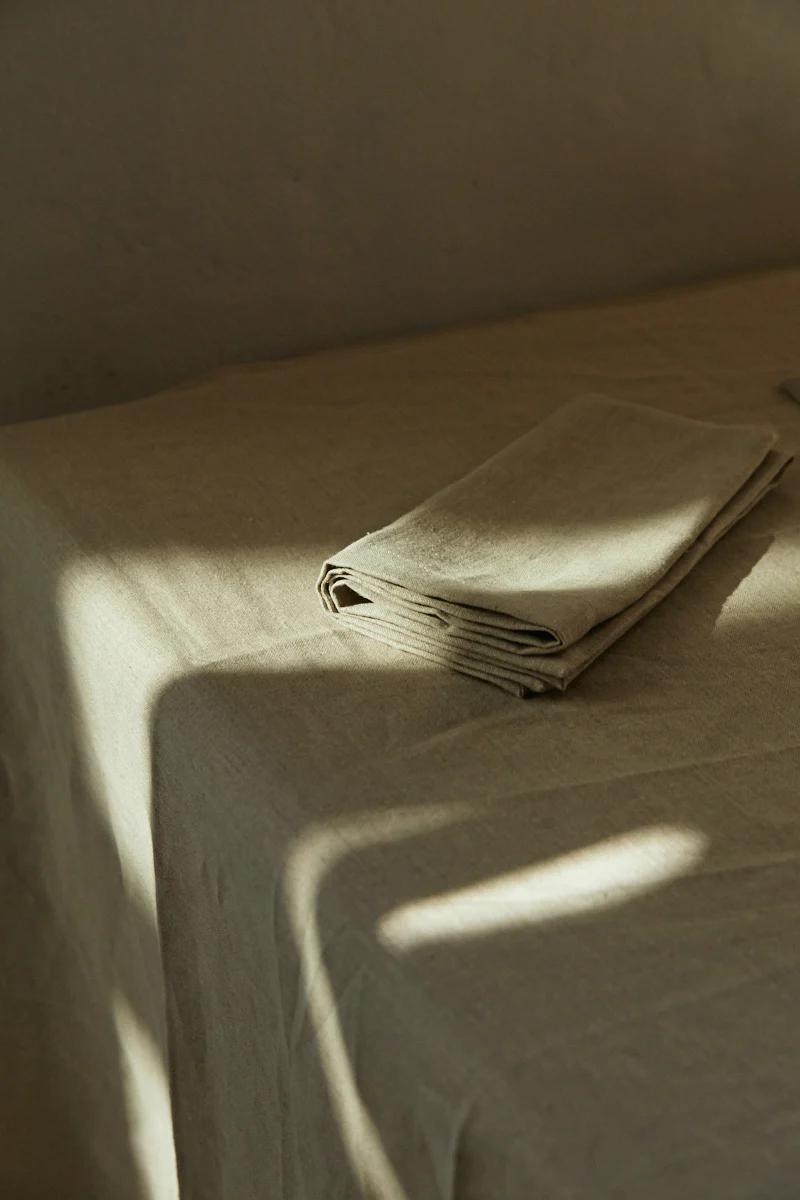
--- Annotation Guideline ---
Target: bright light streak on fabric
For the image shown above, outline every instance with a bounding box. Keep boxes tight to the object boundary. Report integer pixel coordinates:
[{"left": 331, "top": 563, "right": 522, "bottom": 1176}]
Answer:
[{"left": 379, "top": 825, "right": 707, "bottom": 952}]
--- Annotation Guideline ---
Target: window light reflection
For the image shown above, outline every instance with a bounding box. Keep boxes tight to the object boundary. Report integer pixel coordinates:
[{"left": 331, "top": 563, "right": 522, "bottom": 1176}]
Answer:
[{"left": 379, "top": 824, "right": 707, "bottom": 952}]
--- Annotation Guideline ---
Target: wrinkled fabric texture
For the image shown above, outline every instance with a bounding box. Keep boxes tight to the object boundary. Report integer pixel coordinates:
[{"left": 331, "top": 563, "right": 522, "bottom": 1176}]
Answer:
[
  {"left": 319, "top": 395, "right": 791, "bottom": 694},
  {"left": 0, "top": 267, "right": 800, "bottom": 1199}
]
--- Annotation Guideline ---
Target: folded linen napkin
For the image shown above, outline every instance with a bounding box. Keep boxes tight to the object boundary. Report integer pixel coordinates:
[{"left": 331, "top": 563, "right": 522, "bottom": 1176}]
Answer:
[{"left": 318, "top": 395, "right": 791, "bottom": 696}]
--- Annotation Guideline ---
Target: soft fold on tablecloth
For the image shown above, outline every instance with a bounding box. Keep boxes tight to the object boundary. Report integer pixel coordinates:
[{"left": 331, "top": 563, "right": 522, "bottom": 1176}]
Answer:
[{"left": 319, "top": 395, "right": 791, "bottom": 695}]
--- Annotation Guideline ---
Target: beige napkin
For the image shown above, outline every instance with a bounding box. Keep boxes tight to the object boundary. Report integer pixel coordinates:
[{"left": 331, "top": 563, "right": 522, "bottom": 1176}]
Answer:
[{"left": 318, "top": 395, "right": 791, "bottom": 696}]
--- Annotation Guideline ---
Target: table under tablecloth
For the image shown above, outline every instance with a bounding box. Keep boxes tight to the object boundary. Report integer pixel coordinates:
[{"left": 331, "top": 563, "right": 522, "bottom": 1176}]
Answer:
[{"left": 1, "top": 267, "right": 800, "bottom": 1199}]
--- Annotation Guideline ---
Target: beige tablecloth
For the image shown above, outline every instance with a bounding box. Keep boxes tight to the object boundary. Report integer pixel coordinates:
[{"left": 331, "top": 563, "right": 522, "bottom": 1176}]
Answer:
[{"left": 1, "top": 267, "right": 800, "bottom": 1199}]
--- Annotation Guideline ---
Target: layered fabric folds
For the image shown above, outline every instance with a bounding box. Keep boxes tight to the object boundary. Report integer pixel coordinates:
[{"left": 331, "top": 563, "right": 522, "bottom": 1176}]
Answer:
[{"left": 319, "top": 395, "right": 791, "bottom": 695}]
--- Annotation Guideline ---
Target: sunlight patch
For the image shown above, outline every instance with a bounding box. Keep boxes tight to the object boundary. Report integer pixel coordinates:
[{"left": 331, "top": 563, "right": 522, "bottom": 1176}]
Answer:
[
  {"left": 378, "top": 824, "right": 707, "bottom": 951},
  {"left": 113, "top": 990, "right": 179, "bottom": 1200}
]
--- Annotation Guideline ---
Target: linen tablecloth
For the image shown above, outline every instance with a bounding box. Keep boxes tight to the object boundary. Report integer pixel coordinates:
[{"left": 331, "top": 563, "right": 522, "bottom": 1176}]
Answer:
[{"left": 1, "top": 267, "right": 800, "bottom": 1198}]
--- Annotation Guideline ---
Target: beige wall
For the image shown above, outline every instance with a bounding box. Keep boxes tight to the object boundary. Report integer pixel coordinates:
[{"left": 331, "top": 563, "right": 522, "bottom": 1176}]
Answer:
[{"left": 2, "top": 2, "right": 799, "bottom": 423}]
